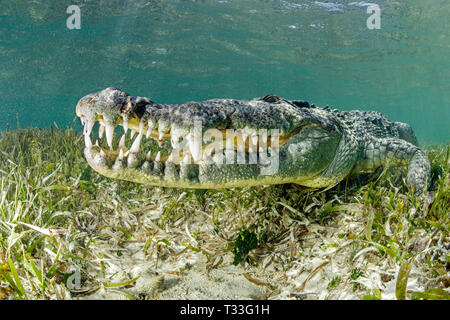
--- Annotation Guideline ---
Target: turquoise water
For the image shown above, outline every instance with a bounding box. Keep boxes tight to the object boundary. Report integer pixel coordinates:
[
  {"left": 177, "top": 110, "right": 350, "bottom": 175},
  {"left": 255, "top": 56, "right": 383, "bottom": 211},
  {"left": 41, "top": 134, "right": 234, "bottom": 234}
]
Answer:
[{"left": 0, "top": 0, "right": 448, "bottom": 143}]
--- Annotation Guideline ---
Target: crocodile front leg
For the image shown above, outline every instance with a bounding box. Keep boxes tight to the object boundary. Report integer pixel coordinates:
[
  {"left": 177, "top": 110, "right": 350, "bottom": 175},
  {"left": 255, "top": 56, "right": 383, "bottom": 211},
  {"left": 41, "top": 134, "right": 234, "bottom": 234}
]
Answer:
[{"left": 354, "top": 138, "right": 431, "bottom": 196}]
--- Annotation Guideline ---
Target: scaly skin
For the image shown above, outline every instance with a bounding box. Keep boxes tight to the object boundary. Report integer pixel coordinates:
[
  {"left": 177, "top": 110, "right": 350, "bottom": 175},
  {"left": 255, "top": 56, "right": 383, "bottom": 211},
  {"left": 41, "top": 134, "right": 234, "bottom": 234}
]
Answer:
[{"left": 75, "top": 87, "right": 430, "bottom": 195}]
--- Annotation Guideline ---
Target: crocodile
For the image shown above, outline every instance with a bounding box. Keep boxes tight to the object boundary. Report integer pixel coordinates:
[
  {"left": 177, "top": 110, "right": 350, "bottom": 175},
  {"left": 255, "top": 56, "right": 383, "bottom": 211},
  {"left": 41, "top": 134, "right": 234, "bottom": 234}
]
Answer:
[{"left": 75, "top": 87, "right": 430, "bottom": 195}]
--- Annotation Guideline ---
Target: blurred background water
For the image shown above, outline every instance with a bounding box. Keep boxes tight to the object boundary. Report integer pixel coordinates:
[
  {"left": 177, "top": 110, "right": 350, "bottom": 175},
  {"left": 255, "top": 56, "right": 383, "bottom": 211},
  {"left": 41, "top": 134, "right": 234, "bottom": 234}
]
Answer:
[{"left": 0, "top": 0, "right": 448, "bottom": 143}]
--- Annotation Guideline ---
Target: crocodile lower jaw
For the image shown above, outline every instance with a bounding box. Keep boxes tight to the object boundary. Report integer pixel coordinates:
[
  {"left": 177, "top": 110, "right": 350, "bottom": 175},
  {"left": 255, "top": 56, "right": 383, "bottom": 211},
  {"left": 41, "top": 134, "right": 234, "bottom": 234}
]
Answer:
[{"left": 79, "top": 114, "right": 295, "bottom": 187}]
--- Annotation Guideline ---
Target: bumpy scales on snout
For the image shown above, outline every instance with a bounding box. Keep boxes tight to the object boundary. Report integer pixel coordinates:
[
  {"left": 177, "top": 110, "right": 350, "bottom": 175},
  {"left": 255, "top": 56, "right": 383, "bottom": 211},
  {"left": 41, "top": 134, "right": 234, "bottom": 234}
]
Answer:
[{"left": 76, "top": 87, "right": 430, "bottom": 195}]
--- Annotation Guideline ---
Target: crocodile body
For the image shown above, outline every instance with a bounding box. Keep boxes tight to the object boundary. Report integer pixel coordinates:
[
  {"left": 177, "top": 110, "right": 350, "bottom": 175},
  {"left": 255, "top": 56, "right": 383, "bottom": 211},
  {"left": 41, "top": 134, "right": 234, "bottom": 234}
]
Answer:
[{"left": 75, "top": 87, "right": 430, "bottom": 195}]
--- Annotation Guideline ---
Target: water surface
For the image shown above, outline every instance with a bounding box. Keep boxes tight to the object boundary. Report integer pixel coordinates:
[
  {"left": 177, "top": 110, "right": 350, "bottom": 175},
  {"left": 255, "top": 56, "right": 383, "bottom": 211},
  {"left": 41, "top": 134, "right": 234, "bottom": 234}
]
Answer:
[{"left": 0, "top": 0, "right": 448, "bottom": 142}]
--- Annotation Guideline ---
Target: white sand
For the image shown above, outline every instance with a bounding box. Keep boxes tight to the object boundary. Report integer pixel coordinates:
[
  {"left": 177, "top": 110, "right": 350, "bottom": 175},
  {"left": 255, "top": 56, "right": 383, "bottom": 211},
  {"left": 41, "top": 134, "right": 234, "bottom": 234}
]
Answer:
[{"left": 75, "top": 202, "right": 430, "bottom": 300}]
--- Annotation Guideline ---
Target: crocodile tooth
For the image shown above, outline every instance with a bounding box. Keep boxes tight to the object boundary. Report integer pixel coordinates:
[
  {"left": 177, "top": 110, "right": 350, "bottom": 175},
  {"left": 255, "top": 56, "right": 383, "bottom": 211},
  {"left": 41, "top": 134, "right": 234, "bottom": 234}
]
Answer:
[
  {"left": 84, "top": 133, "right": 92, "bottom": 148},
  {"left": 105, "top": 124, "right": 115, "bottom": 150},
  {"left": 100, "top": 149, "right": 106, "bottom": 158},
  {"left": 167, "top": 153, "right": 173, "bottom": 163},
  {"left": 187, "top": 133, "right": 202, "bottom": 162},
  {"left": 99, "top": 124, "right": 105, "bottom": 139},
  {"left": 164, "top": 162, "right": 178, "bottom": 180},
  {"left": 171, "top": 134, "right": 180, "bottom": 149},
  {"left": 146, "top": 151, "right": 152, "bottom": 161},
  {"left": 146, "top": 119, "right": 155, "bottom": 139},
  {"left": 158, "top": 119, "right": 169, "bottom": 132},
  {"left": 251, "top": 134, "right": 258, "bottom": 146},
  {"left": 130, "top": 130, "right": 136, "bottom": 139},
  {"left": 80, "top": 117, "right": 85, "bottom": 126},
  {"left": 241, "top": 133, "right": 248, "bottom": 148},
  {"left": 127, "top": 152, "right": 139, "bottom": 168},
  {"left": 113, "top": 155, "right": 125, "bottom": 170},
  {"left": 119, "top": 134, "right": 126, "bottom": 149},
  {"left": 171, "top": 136, "right": 178, "bottom": 148},
  {"left": 155, "top": 151, "right": 161, "bottom": 162},
  {"left": 95, "top": 139, "right": 99, "bottom": 147},
  {"left": 141, "top": 160, "right": 152, "bottom": 174},
  {"left": 171, "top": 124, "right": 189, "bottom": 149},
  {"left": 122, "top": 116, "right": 129, "bottom": 134},
  {"left": 153, "top": 161, "right": 163, "bottom": 175},
  {"left": 139, "top": 118, "right": 145, "bottom": 135},
  {"left": 180, "top": 155, "right": 198, "bottom": 182},
  {"left": 130, "top": 133, "right": 142, "bottom": 154},
  {"left": 182, "top": 154, "right": 190, "bottom": 164},
  {"left": 84, "top": 119, "right": 95, "bottom": 136},
  {"left": 118, "top": 148, "right": 124, "bottom": 161}
]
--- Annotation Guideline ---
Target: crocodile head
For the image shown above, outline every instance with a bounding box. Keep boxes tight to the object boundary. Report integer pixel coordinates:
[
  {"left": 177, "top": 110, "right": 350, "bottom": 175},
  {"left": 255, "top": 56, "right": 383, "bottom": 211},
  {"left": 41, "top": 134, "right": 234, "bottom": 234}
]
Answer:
[{"left": 76, "top": 87, "right": 342, "bottom": 189}]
